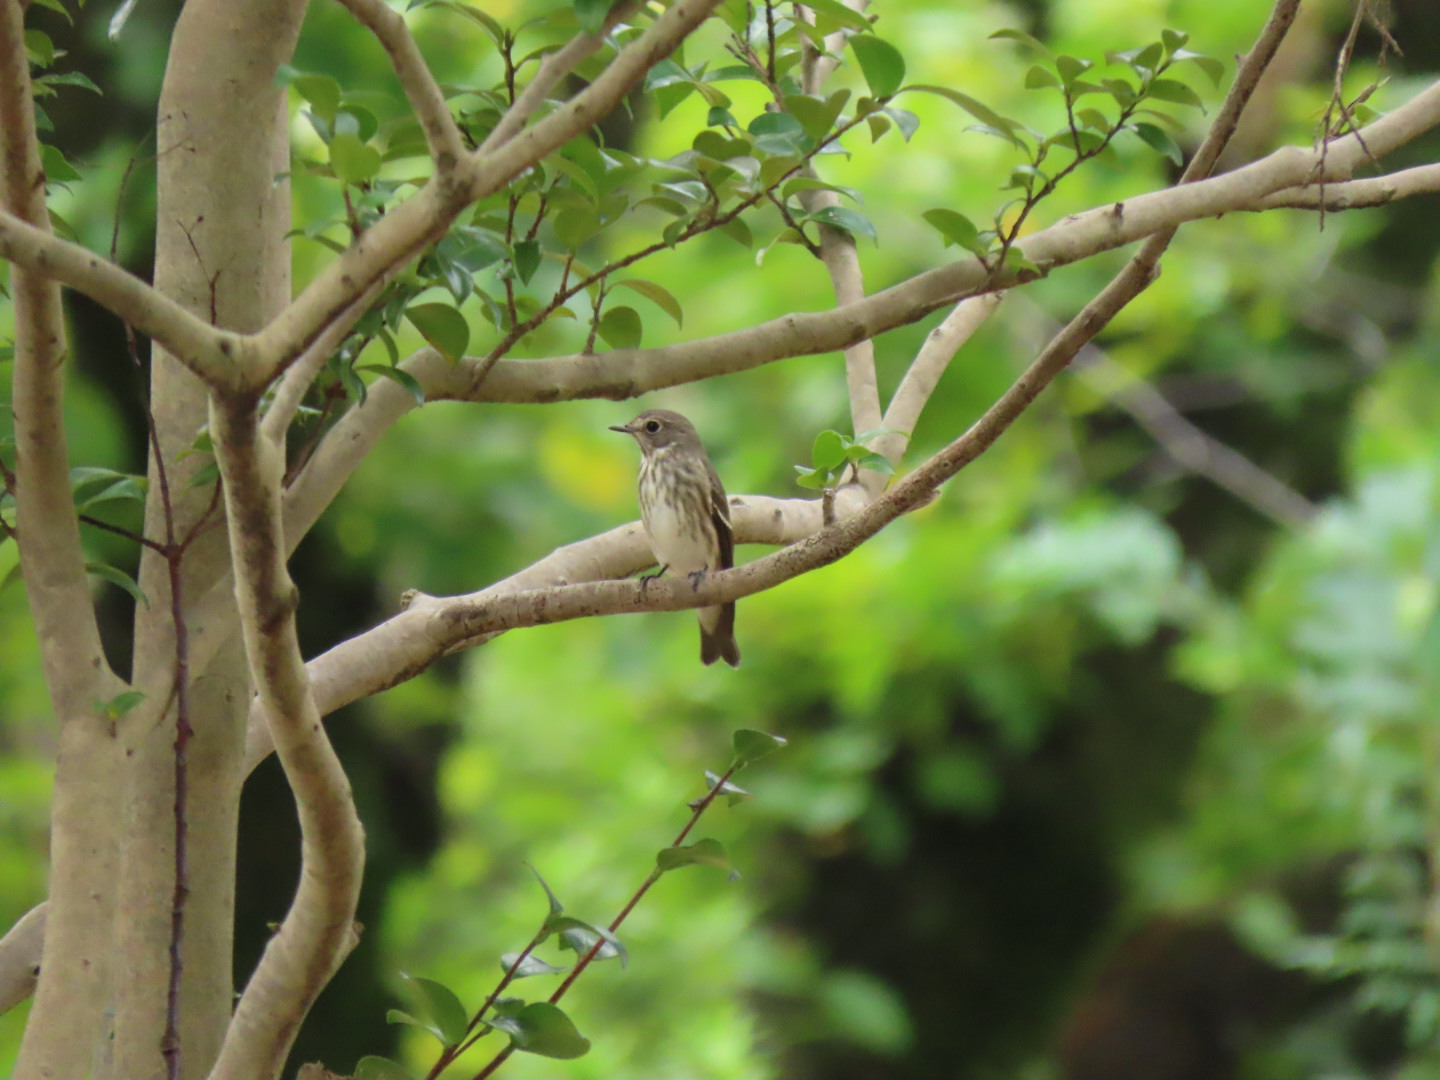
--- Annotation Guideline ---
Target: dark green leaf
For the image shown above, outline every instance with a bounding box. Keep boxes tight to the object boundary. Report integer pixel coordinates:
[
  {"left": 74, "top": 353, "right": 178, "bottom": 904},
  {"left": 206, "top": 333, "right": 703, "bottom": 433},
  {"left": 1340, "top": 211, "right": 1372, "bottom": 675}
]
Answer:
[
  {"left": 490, "top": 1001, "right": 590, "bottom": 1060},
  {"left": 552, "top": 206, "right": 602, "bottom": 249},
  {"left": 529, "top": 864, "right": 564, "bottom": 916},
  {"left": 612, "top": 279, "right": 683, "bottom": 328},
  {"left": 406, "top": 303, "right": 470, "bottom": 363},
  {"left": 597, "top": 305, "right": 642, "bottom": 349},
  {"left": 656, "top": 837, "right": 733, "bottom": 874},
  {"left": 354, "top": 1055, "right": 416, "bottom": 1080},
  {"left": 1160, "top": 28, "right": 1189, "bottom": 53},
  {"left": 698, "top": 770, "right": 751, "bottom": 807},
  {"left": 401, "top": 973, "right": 469, "bottom": 1047},
  {"left": 849, "top": 35, "right": 905, "bottom": 99},
  {"left": 386, "top": 1008, "right": 448, "bottom": 1046},
  {"left": 732, "top": 728, "right": 788, "bottom": 766},
  {"left": 810, "top": 205, "right": 876, "bottom": 243},
  {"left": 37, "top": 70, "right": 102, "bottom": 95},
  {"left": 513, "top": 239, "right": 542, "bottom": 285},
  {"left": 1131, "top": 121, "right": 1183, "bottom": 165},
  {"left": 40, "top": 144, "right": 81, "bottom": 184},
  {"left": 358, "top": 365, "right": 426, "bottom": 406},
  {"left": 86, "top": 563, "right": 148, "bottom": 608}
]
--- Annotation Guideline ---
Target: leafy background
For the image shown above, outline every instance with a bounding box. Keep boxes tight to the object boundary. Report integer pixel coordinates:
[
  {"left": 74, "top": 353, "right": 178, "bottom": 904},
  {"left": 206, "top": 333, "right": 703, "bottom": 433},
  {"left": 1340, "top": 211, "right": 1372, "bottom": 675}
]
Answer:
[{"left": 3, "top": 0, "right": 1440, "bottom": 1077}]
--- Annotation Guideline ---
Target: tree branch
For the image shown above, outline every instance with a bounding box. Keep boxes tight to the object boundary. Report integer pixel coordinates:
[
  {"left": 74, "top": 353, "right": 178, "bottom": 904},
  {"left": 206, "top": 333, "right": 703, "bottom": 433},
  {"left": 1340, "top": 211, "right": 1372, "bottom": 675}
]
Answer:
[
  {"left": 0, "top": 904, "right": 44, "bottom": 1016},
  {"left": 249, "top": 0, "right": 725, "bottom": 385},
  {"left": 0, "top": 210, "right": 247, "bottom": 391},
  {"left": 207, "top": 396, "right": 365, "bottom": 1080},
  {"left": 876, "top": 293, "right": 1003, "bottom": 466},
  {"left": 332, "top": 0, "right": 466, "bottom": 168}
]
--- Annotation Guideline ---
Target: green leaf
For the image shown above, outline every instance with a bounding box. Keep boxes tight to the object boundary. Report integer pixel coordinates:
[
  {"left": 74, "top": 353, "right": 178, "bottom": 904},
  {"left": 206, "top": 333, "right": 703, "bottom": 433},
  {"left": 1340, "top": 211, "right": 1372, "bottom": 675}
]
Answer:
[
  {"left": 329, "top": 133, "right": 381, "bottom": 184},
  {"left": 358, "top": 365, "right": 425, "bottom": 405},
  {"left": 500, "top": 952, "right": 570, "bottom": 978},
  {"left": 291, "top": 73, "right": 341, "bottom": 122},
  {"left": 400, "top": 973, "right": 470, "bottom": 1047},
  {"left": 573, "top": 0, "right": 620, "bottom": 34},
  {"left": 732, "top": 728, "right": 788, "bottom": 767},
  {"left": 354, "top": 1055, "right": 416, "bottom": 1080},
  {"left": 921, "top": 208, "right": 984, "bottom": 254},
  {"left": 1024, "top": 65, "right": 1060, "bottom": 90},
  {"left": 989, "top": 27, "right": 1053, "bottom": 59},
  {"left": 656, "top": 837, "right": 733, "bottom": 874},
  {"left": 529, "top": 864, "right": 564, "bottom": 916},
  {"left": 810, "top": 206, "right": 876, "bottom": 243},
  {"left": 612, "top": 279, "right": 683, "bottom": 328},
  {"left": 849, "top": 35, "right": 905, "bottom": 100},
  {"left": 1131, "top": 121, "right": 1183, "bottom": 165},
  {"left": 1174, "top": 50, "right": 1225, "bottom": 87},
  {"left": 795, "top": 466, "right": 828, "bottom": 490},
  {"left": 596, "top": 305, "right": 642, "bottom": 349},
  {"left": 812, "top": 429, "right": 847, "bottom": 472},
  {"left": 490, "top": 1001, "right": 590, "bottom": 1060},
  {"left": 96, "top": 690, "right": 145, "bottom": 720},
  {"left": 552, "top": 206, "right": 602, "bottom": 249},
  {"left": 1145, "top": 78, "right": 1204, "bottom": 109},
  {"left": 698, "top": 770, "right": 751, "bottom": 807},
  {"left": 406, "top": 303, "right": 470, "bottom": 363},
  {"left": 550, "top": 917, "right": 627, "bottom": 967},
  {"left": 799, "top": 0, "right": 872, "bottom": 32},
  {"left": 86, "top": 563, "right": 148, "bottom": 608},
  {"left": 850, "top": 450, "right": 894, "bottom": 475},
  {"left": 1160, "top": 28, "right": 1189, "bottom": 53},
  {"left": 512, "top": 239, "right": 542, "bottom": 285},
  {"left": 903, "top": 85, "right": 1023, "bottom": 146},
  {"left": 40, "top": 144, "right": 81, "bottom": 184},
  {"left": 386, "top": 1008, "right": 449, "bottom": 1046}
]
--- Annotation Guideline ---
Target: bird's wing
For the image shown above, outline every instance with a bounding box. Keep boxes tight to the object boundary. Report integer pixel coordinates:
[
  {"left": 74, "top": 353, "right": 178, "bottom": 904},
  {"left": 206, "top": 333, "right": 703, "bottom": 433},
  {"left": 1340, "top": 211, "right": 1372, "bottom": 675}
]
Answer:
[{"left": 707, "top": 464, "right": 734, "bottom": 571}]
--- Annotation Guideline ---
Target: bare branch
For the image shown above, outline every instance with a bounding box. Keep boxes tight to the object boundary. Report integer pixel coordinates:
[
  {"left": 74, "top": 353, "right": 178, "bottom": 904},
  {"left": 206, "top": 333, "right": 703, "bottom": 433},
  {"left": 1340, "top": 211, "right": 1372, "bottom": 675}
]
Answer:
[
  {"left": 332, "top": 0, "right": 466, "bottom": 168},
  {"left": 477, "top": 1, "right": 644, "bottom": 154},
  {"left": 876, "top": 293, "right": 1003, "bottom": 467},
  {"left": 1073, "top": 342, "right": 1317, "bottom": 526},
  {"left": 1253, "top": 163, "right": 1440, "bottom": 209},
  {"left": 0, "top": 210, "right": 246, "bottom": 391},
  {"left": 207, "top": 397, "right": 365, "bottom": 1080}
]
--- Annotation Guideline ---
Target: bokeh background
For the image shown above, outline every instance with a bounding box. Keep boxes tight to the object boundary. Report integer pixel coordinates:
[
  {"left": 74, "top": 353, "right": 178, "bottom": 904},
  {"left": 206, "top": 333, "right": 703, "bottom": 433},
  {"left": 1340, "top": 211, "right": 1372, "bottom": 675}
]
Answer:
[{"left": 3, "top": 0, "right": 1440, "bottom": 1077}]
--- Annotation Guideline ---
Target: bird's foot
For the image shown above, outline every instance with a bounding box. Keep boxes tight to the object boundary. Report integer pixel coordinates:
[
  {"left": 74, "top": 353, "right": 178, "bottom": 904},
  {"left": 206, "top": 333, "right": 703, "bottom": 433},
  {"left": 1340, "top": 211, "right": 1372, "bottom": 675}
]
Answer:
[{"left": 687, "top": 568, "right": 707, "bottom": 592}]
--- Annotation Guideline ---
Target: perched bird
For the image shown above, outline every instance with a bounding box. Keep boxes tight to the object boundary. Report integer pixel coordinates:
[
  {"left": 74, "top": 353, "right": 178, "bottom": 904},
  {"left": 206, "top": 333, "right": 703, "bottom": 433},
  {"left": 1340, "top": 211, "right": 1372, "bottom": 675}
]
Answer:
[{"left": 610, "top": 409, "right": 741, "bottom": 668}]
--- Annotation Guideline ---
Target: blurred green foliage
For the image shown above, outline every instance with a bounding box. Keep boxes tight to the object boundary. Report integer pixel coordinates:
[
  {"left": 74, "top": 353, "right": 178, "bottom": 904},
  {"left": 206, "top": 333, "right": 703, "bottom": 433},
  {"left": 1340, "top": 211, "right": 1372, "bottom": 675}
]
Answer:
[{"left": 4, "top": 0, "right": 1440, "bottom": 1078}]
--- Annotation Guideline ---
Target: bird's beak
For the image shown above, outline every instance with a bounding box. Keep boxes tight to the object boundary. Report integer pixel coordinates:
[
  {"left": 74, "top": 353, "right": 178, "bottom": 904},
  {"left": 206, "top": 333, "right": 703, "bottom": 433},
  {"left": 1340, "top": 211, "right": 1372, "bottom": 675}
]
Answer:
[{"left": 608, "top": 422, "right": 633, "bottom": 434}]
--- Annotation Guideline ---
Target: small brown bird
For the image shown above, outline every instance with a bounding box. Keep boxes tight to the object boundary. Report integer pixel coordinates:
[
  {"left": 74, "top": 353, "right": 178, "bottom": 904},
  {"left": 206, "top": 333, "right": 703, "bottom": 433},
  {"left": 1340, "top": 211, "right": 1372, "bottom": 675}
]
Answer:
[{"left": 610, "top": 409, "right": 741, "bottom": 667}]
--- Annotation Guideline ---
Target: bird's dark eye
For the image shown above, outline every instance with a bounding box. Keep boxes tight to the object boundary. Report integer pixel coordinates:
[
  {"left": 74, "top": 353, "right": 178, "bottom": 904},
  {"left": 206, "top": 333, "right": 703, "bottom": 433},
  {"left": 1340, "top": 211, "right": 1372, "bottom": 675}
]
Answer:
[{"left": 644, "top": 419, "right": 662, "bottom": 434}]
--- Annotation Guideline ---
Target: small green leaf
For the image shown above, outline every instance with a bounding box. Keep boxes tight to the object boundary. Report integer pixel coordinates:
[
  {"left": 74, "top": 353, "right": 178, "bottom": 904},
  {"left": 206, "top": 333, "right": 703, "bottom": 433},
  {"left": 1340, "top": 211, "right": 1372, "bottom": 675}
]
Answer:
[
  {"left": 921, "top": 208, "right": 984, "bottom": 254},
  {"left": 551, "top": 918, "right": 627, "bottom": 967},
  {"left": 490, "top": 1001, "right": 591, "bottom": 1060},
  {"left": 501, "top": 952, "right": 570, "bottom": 978},
  {"left": 656, "top": 837, "right": 733, "bottom": 874},
  {"left": 810, "top": 206, "right": 876, "bottom": 243},
  {"left": 512, "top": 239, "right": 542, "bottom": 285},
  {"left": 732, "top": 729, "right": 788, "bottom": 767},
  {"left": 40, "top": 144, "right": 81, "bottom": 184},
  {"left": 292, "top": 73, "right": 341, "bottom": 122},
  {"left": 989, "top": 27, "right": 1053, "bottom": 59},
  {"left": 358, "top": 365, "right": 425, "bottom": 406},
  {"left": 87, "top": 563, "right": 147, "bottom": 608},
  {"left": 1024, "top": 65, "right": 1060, "bottom": 90},
  {"left": 354, "top": 1055, "right": 416, "bottom": 1080},
  {"left": 400, "top": 973, "right": 470, "bottom": 1046},
  {"left": 96, "top": 690, "right": 145, "bottom": 720},
  {"left": 696, "top": 770, "right": 751, "bottom": 808},
  {"left": 612, "top": 279, "right": 683, "bottom": 328},
  {"left": 596, "top": 305, "right": 642, "bottom": 350},
  {"left": 795, "top": 467, "right": 829, "bottom": 490},
  {"left": 903, "top": 85, "right": 1023, "bottom": 147},
  {"left": 330, "top": 133, "right": 381, "bottom": 184},
  {"left": 1131, "top": 121, "right": 1183, "bottom": 165},
  {"left": 849, "top": 35, "right": 906, "bottom": 99},
  {"left": 1145, "top": 78, "right": 1204, "bottom": 109},
  {"left": 386, "top": 1008, "right": 448, "bottom": 1046},
  {"left": 1174, "top": 50, "right": 1225, "bottom": 87},
  {"left": 801, "top": 0, "right": 872, "bottom": 32},
  {"left": 850, "top": 450, "right": 894, "bottom": 475},
  {"left": 528, "top": 864, "right": 564, "bottom": 916},
  {"left": 812, "top": 429, "right": 847, "bottom": 472},
  {"left": 406, "top": 303, "right": 470, "bottom": 363}
]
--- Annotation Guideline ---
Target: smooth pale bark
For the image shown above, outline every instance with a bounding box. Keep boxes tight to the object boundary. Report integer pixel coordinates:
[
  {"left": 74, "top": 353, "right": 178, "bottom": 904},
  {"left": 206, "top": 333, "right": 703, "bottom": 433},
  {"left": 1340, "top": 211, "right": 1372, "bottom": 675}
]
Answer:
[{"left": 113, "top": 2, "right": 304, "bottom": 1078}]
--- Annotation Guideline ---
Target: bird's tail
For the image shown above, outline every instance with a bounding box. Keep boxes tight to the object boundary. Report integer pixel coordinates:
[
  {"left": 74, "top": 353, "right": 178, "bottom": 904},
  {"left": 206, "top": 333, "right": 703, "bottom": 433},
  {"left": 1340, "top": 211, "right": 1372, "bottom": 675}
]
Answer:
[{"left": 699, "top": 603, "right": 740, "bottom": 668}]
